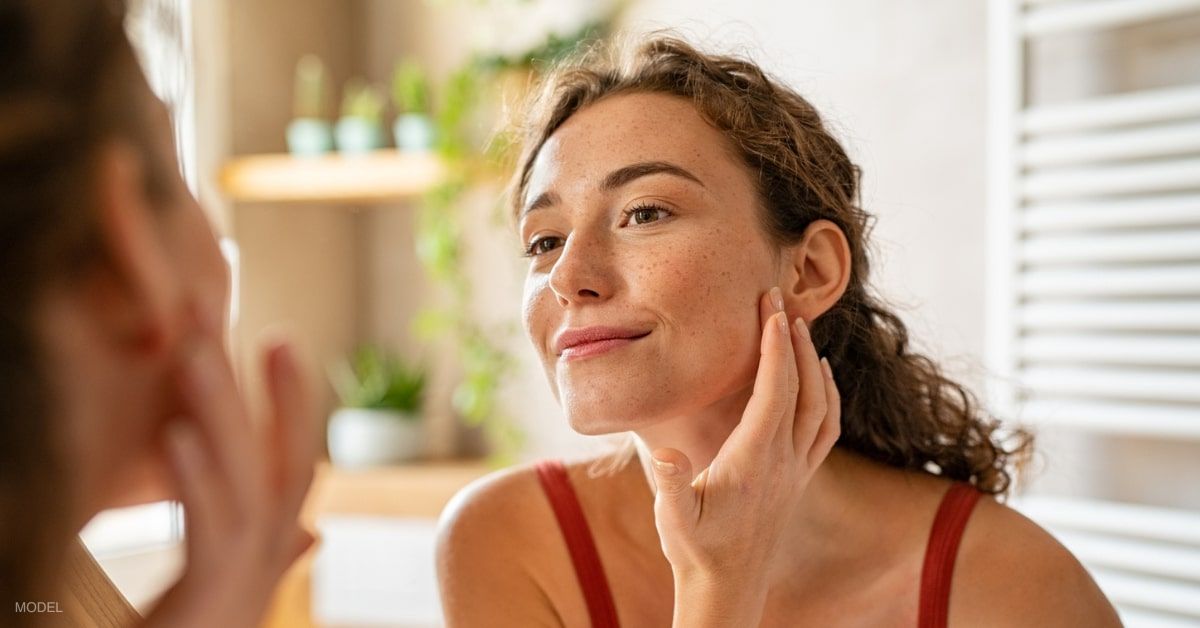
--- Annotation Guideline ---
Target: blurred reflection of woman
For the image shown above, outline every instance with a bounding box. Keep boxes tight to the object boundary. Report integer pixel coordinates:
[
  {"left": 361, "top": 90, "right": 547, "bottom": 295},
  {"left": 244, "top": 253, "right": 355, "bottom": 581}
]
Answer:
[
  {"left": 1, "top": 1, "right": 317, "bottom": 626},
  {"left": 437, "top": 35, "right": 1120, "bottom": 627}
]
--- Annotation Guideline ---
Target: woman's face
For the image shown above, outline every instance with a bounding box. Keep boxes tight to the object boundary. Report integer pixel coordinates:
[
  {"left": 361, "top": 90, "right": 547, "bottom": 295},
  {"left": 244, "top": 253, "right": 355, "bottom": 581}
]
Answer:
[{"left": 520, "top": 92, "right": 782, "bottom": 434}]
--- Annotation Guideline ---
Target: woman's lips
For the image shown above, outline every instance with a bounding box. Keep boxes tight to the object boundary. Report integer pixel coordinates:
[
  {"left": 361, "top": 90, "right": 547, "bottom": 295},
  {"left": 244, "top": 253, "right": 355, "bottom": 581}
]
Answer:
[{"left": 559, "top": 332, "right": 650, "bottom": 361}]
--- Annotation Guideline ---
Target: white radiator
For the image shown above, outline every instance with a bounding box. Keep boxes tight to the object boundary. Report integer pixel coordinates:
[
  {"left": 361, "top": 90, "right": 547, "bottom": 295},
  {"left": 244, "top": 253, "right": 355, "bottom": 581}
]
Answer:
[
  {"left": 987, "top": 1, "right": 1200, "bottom": 625},
  {"left": 1016, "top": 496, "right": 1200, "bottom": 625}
]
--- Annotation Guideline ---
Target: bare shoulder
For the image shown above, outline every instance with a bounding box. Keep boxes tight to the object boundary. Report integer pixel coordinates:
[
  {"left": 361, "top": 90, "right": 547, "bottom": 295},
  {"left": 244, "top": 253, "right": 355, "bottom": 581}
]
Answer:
[
  {"left": 436, "top": 457, "right": 624, "bottom": 627},
  {"left": 951, "top": 493, "right": 1122, "bottom": 627},
  {"left": 435, "top": 462, "right": 563, "bottom": 626},
  {"left": 437, "top": 461, "right": 554, "bottom": 551}
]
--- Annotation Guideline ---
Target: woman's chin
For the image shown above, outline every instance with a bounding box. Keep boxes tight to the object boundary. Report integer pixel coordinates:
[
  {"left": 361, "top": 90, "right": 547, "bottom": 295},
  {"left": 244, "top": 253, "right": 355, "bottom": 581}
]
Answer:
[
  {"left": 564, "top": 404, "right": 664, "bottom": 436},
  {"left": 567, "top": 417, "right": 625, "bottom": 436}
]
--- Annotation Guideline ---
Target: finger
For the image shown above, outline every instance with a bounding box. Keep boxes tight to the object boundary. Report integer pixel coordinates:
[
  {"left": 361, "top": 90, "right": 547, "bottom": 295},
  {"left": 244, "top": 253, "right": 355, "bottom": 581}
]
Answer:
[
  {"left": 165, "top": 420, "right": 224, "bottom": 564},
  {"left": 178, "top": 337, "right": 264, "bottom": 516},
  {"left": 272, "top": 527, "right": 317, "bottom": 580},
  {"left": 724, "top": 309, "right": 797, "bottom": 461},
  {"left": 758, "top": 287, "right": 790, "bottom": 444},
  {"left": 791, "top": 316, "right": 828, "bottom": 456},
  {"left": 650, "top": 448, "right": 698, "bottom": 534},
  {"left": 807, "top": 357, "right": 842, "bottom": 471},
  {"left": 759, "top": 286, "right": 783, "bottom": 333},
  {"left": 292, "top": 527, "right": 317, "bottom": 560},
  {"left": 263, "top": 339, "right": 318, "bottom": 521},
  {"left": 761, "top": 288, "right": 803, "bottom": 447}
]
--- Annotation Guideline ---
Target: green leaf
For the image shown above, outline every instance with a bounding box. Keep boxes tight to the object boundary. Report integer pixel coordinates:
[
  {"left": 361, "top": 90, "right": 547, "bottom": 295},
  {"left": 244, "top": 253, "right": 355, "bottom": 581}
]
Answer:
[
  {"left": 330, "top": 345, "right": 425, "bottom": 416},
  {"left": 411, "top": 307, "right": 456, "bottom": 340}
]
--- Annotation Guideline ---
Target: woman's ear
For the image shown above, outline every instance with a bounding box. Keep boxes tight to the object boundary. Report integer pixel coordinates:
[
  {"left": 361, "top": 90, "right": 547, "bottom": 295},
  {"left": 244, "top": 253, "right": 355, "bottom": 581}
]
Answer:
[
  {"left": 87, "top": 140, "right": 179, "bottom": 355},
  {"left": 782, "top": 219, "right": 852, "bottom": 322}
]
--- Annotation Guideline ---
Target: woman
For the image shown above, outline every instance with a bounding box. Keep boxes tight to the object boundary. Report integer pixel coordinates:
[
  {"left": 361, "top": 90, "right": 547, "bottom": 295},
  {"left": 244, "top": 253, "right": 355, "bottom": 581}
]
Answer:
[
  {"left": 437, "top": 36, "right": 1121, "bottom": 626},
  {"left": 1, "top": 1, "right": 317, "bottom": 626}
]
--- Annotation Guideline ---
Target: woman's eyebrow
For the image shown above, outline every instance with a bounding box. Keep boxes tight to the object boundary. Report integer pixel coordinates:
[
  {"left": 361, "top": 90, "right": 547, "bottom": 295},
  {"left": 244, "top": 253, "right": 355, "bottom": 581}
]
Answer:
[
  {"left": 601, "top": 160, "right": 705, "bottom": 191},
  {"left": 522, "top": 190, "right": 560, "bottom": 218},
  {"left": 522, "top": 161, "right": 705, "bottom": 218}
]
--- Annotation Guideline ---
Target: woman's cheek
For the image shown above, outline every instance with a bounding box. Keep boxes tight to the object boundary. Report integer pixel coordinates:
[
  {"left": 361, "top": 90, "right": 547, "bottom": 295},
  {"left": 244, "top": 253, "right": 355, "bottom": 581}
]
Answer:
[
  {"left": 523, "top": 279, "right": 564, "bottom": 399},
  {"left": 521, "top": 277, "right": 551, "bottom": 345}
]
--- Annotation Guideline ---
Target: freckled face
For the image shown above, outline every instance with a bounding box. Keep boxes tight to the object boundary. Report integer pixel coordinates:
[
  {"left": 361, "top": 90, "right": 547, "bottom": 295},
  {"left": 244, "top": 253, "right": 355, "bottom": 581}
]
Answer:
[{"left": 519, "top": 92, "right": 780, "bottom": 434}]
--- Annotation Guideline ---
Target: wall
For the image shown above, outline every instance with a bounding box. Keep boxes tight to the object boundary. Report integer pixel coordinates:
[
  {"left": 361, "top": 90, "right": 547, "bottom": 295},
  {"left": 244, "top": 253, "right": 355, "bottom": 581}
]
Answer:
[{"left": 225, "top": 0, "right": 366, "bottom": 420}]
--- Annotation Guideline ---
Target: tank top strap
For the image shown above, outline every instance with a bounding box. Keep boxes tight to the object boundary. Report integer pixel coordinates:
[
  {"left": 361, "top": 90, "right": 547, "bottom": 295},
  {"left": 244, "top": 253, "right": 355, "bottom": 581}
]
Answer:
[
  {"left": 918, "top": 482, "right": 983, "bottom": 628},
  {"left": 534, "top": 459, "right": 621, "bottom": 628}
]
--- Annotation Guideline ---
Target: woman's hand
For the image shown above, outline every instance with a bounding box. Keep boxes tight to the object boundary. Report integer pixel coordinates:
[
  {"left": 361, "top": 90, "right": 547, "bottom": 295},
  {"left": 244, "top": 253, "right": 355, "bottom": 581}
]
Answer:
[
  {"left": 650, "top": 286, "right": 841, "bottom": 628},
  {"left": 142, "top": 311, "right": 319, "bottom": 628}
]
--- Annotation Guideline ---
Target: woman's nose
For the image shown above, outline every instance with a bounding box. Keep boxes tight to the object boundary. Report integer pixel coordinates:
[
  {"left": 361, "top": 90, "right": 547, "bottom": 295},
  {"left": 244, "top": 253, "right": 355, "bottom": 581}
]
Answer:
[{"left": 547, "top": 231, "right": 615, "bottom": 307}]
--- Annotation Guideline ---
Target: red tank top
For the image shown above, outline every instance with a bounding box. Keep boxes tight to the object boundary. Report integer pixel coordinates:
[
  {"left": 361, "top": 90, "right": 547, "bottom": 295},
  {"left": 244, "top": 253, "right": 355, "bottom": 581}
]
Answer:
[{"left": 534, "top": 459, "right": 982, "bottom": 628}]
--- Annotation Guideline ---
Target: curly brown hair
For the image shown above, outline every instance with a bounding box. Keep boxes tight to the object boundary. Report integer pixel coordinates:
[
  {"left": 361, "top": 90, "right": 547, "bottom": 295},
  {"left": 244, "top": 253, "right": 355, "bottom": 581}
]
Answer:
[{"left": 507, "top": 34, "right": 1033, "bottom": 496}]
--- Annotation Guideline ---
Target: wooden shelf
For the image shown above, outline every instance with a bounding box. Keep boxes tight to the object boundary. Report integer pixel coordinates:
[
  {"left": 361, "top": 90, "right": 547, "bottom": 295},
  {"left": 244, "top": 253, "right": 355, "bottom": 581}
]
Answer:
[{"left": 220, "top": 150, "right": 445, "bottom": 204}]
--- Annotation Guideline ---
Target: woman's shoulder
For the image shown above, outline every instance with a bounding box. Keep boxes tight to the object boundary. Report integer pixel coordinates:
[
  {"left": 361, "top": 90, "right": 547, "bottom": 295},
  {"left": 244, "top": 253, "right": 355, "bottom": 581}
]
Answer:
[
  {"left": 436, "top": 460, "right": 556, "bottom": 564},
  {"left": 433, "top": 460, "right": 565, "bottom": 625},
  {"left": 438, "top": 455, "right": 626, "bottom": 545},
  {"left": 435, "top": 456, "right": 627, "bottom": 626},
  {"left": 952, "top": 489, "right": 1122, "bottom": 627}
]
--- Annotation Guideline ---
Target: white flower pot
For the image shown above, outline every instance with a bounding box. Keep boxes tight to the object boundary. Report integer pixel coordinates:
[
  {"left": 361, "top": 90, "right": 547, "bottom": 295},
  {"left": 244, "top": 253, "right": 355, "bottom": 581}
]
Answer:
[
  {"left": 334, "top": 116, "right": 385, "bottom": 155},
  {"left": 327, "top": 408, "right": 423, "bottom": 468},
  {"left": 286, "top": 118, "right": 334, "bottom": 157},
  {"left": 392, "top": 113, "right": 435, "bottom": 152}
]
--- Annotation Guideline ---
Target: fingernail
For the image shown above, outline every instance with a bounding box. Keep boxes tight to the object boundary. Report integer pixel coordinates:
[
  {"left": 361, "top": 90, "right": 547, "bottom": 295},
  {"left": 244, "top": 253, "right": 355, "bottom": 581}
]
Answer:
[
  {"left": 653, "top": 458, "right": 678, "bottom": 476},
  {"left": 770, "top": 286, "right": 784, "bottom": 312},
  {"left": 820, "top": 357, "right": 833, "bottom": 379},
  {"left": 794, "top": 317, "right": 810, "bottom": 340},
  {"left": 777, "top": 311, "right": 789, "bottom": 334}
]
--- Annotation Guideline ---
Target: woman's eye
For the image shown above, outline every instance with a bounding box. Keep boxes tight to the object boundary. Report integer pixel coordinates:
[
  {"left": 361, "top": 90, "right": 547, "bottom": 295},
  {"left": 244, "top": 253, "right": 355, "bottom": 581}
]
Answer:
[
  {"left": 627, "top": 204, "right": 669, "bottom": 225},
  {"left": 524, "top": 236, "right": 562, "bottom": 257}
]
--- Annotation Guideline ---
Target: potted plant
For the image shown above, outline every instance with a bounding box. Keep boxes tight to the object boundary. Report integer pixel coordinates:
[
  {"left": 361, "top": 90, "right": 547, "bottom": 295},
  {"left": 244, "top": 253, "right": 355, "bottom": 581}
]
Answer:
[
  {"left": 327, "top": 346, "right": 426, "bottom": 468},
  {"left": 391, "top": 58, "right": 436, "bottom": 152},
  {"left": 335, "top": 78, "right": 386, "bottom": 155},
  {"left": 286, "top": 54, "right": 334, "bottom": 156}
]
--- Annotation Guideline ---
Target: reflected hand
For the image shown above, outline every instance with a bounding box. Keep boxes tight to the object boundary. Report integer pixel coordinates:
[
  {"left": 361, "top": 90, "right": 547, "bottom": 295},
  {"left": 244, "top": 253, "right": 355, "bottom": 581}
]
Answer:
[{"left": 143, "top": 313, "right": 318, "bottom": 628}]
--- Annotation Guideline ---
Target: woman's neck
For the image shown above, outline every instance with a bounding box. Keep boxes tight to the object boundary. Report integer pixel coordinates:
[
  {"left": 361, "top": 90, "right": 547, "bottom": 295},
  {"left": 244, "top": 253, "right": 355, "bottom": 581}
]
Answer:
[
  {"left": 631, "top": 390, "right": 893, "bottom": 589},
  {"left": 632, "top": 382, "right": 754, "bottom": 472}
]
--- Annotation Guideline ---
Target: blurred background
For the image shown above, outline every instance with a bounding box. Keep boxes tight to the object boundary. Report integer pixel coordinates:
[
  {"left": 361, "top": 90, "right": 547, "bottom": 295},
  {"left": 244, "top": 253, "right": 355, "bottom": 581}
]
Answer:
[{"left": 82, "top": 0, "right": 1200, "bottom": 626}]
